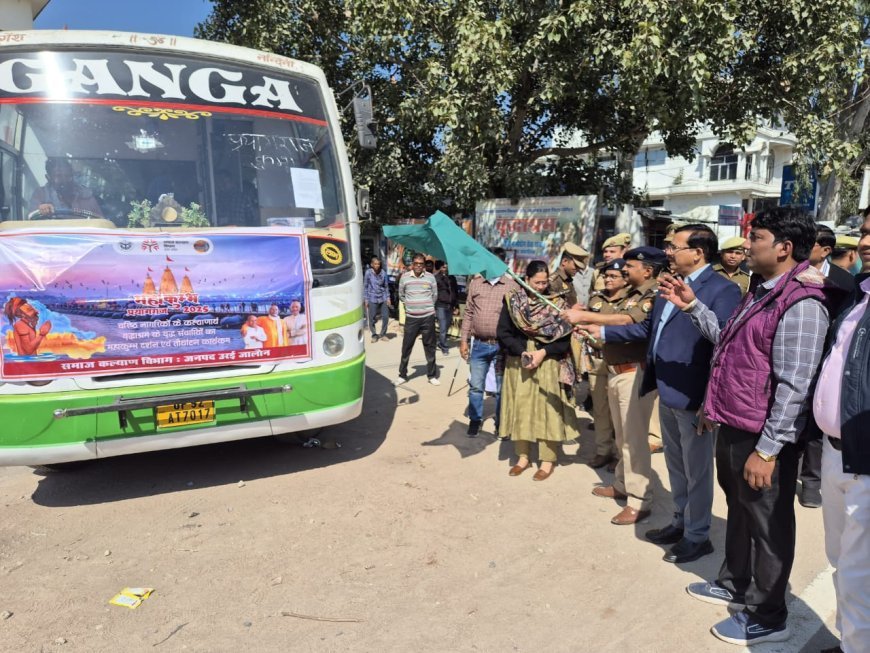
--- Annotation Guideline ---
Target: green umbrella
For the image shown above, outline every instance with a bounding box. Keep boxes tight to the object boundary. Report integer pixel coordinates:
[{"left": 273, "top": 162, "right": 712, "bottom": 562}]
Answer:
[
  {"left": 383, "top": 210, "right": 595, "bottom": 345},
  {"left": 383, "top": 210, "right": 568, "bottom": 313},
  {"left": 383, "top": 210, "right": 507, "bottom": 280}
]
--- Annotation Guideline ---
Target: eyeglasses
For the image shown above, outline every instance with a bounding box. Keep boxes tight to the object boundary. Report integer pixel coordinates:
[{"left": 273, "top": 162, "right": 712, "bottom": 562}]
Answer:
[{"left": 664, "top": 244, "right": 696, "bottom": 253}]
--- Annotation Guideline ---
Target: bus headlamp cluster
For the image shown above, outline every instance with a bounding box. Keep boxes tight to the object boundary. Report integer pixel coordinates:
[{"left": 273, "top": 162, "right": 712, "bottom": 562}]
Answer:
[{"left": 323, "top": 334, "right": 344, "bottom": 357}]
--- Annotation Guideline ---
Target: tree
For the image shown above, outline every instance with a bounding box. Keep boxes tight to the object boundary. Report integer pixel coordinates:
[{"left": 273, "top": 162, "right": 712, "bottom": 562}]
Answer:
[{"left": 197, "top": 1, "right": 863, "bottom": 225}]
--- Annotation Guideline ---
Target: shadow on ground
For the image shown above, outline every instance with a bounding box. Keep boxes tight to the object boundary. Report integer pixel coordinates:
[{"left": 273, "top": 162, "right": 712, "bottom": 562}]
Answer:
[{"left": 29, "top": 365, "right": 397, "bottom": 507}]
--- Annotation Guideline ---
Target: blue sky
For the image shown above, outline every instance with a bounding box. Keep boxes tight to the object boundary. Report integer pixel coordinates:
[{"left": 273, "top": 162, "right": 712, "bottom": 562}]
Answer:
[{"left": 34, "top": 0, "right": 213, "bottom": 36}]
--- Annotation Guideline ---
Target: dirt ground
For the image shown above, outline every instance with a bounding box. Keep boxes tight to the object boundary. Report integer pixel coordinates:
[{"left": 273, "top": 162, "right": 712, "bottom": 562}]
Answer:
[{"left": 0, "top": 331, "right": 842, "bottom": 652}]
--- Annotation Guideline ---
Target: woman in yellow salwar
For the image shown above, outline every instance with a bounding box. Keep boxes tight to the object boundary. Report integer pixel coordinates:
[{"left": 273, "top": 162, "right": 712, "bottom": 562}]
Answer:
[{"left": 497, "top": 260, "right": 579, "bottom": 481}]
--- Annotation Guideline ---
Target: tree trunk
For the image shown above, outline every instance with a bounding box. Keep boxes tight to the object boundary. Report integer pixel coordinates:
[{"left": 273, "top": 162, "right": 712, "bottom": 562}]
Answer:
[
  {"left": 614, "top": 135, "right": 647, "bottom": 246},
  {"left": 817, "top": 173, "right": 842, "bottom": 223},
  {"left": 816, "top": 80, "right": 870, "bottom": 223}
]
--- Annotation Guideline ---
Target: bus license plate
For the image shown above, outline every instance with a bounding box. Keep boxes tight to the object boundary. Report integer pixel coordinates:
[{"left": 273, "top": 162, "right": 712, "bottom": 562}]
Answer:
[{"left": 155, "top": 401, "right": 216, "bottom": 429}]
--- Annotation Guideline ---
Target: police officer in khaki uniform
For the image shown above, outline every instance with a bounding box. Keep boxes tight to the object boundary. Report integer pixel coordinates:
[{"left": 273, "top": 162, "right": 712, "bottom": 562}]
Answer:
[
  {"left": 564, "top": 246, "right": 667, "bottom": 526},
  {"left": 584, "top": 258, "right": 628, "bottom": 469},
  {"left": 548, "top": 242, "right": 587, "bottom": 307},
  {"left": 590, "top": 233, "right": 631, "bottom": 294},
  {"left": 713, "top": 235, "right": 751, "bottom": 295}
]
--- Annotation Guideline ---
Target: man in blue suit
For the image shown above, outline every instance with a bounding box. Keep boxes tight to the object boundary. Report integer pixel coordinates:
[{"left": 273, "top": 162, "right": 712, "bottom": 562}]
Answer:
[{"left": 581, "top": 225, "right": 741, "bottom": 563}]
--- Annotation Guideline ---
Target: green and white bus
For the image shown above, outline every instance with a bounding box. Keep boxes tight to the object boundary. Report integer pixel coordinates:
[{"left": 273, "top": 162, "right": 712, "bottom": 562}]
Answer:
[{"left": 0, "top": 30, "right": 365, "bottom": 466}]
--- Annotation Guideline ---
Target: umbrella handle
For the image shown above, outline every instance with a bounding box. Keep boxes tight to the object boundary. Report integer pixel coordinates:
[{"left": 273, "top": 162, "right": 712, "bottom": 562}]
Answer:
[{"left": 506, "top": 270, "right": 598, "bottom": 345}]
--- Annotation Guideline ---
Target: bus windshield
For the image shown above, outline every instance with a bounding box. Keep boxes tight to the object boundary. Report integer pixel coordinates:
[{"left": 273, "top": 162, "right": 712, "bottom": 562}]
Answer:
[{"left": 0, "top": 50, "right": 346, "bottom": 231}]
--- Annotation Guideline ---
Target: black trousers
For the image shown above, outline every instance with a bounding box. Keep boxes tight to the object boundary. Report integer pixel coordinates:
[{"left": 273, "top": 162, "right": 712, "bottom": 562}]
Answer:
[
  {"left": 398, "top": 314, "right": 437, "bottom": 379},
  {"left": 799, "top": 433, "right": 822, "bottom": 490},
  {"left": 716, "top": 425, "right": 799, "bottom": 627}
]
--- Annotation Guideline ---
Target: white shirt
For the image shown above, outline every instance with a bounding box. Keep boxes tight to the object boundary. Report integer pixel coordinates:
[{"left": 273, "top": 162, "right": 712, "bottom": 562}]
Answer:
[
  {"left": 283, "top": 314, "right": 308, "bottom": 346},
  {"left": 242, "top": 325, "right": 267, "bottom": 349}
]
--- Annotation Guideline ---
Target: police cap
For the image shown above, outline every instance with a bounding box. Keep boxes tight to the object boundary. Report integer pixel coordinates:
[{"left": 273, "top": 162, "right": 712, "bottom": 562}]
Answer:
[
  {"left": 624, "top": 246, "right": 667, "bottom": 267},
  {"left": 720, "top": 236, "right": 746, "bottom": 251},
  {"left": 835, "top": 234, "right": 859, "bottom": 250},
  {"left": 602, "top": 258, "right": 626, "bottom": 272},
  {"left": 562, "top": 242, "right": 589, "bottom": 260},
  {"left": 602, "top": 233, "right": 631, "bottom": 249}
]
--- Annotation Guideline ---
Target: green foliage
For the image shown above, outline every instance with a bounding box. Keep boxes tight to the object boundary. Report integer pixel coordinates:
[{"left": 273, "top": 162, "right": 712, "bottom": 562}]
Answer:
[
  {"left": 127, "top": 199, "right": 153, "bottom": 228},
  {"left": 197, "top": 0, "right": 863, "bottom": 219},
  {"left": 180, "top": 203, "right": 210, "bottom": 228}
]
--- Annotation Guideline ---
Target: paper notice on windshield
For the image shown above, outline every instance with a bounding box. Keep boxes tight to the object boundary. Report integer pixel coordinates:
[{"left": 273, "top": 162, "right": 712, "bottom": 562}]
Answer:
[{"left": 290, "top": 168, "right": 324, "bottom": 210}]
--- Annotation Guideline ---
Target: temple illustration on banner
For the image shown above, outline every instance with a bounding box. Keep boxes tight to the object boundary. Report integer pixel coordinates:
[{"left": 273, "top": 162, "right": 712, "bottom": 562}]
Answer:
[{"left": 141, "top": 266, "right": 195, "bottom": 296}]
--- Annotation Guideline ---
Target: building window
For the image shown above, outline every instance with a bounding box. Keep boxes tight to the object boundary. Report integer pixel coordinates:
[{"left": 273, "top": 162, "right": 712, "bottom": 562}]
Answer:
[
  {"left": 745, "top": 154, "right": 753, "bottom": 180},
  {"left": 710, "top": 144, "right": 738, "bottom": 181},
  {"left": 634, "top": 148, "right": 666, "bottom": 168}
]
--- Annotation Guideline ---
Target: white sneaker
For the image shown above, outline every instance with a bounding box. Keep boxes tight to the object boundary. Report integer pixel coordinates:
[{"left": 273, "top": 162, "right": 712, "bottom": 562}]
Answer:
[
  {"left": 393, "top": 376, "right": 408, "bottom": 386},
  {"left": 428, "top": 377, "right": 441, "bottom": 386}
]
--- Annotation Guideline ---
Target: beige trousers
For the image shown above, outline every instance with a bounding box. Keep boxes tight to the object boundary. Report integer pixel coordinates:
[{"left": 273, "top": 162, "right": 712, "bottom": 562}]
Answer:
[
  {"left": 607, "top": 368, "right": 657, "bottom": 511},
  {"left": 515, "top": 439, "right": 559, "bottom": 463},
  {"left": 589, "top": 358, "right": 617, "bottom": 458}
]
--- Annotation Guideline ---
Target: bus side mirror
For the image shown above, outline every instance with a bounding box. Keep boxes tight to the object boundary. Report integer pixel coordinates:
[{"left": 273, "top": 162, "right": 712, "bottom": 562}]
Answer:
[
  {"left": 356, "top": 188, "right": 370, "bottom": 220},
  {"left": 352, "top": 90, "right": 377, "bottom": 150}
]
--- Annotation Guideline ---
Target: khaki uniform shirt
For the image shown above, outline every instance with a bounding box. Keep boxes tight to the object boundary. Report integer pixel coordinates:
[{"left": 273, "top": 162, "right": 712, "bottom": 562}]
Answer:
[
  {"left": 549, "top": 268, "right": 578, "bottom": 306},
  {"left": 713, "top": 264, "right": 751, "bottom": 296},
  {"left": 603, "top": 278, "right": 658, "bottom": 365},
  {"left": 590, "top": 262, "right": 607, "bottom": 294},
  {"left": 585, "top": 288, "right": 627, "bottom": 374}
]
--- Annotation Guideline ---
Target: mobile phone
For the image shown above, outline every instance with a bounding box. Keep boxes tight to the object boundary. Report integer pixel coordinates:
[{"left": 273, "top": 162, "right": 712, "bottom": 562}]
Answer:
[{"left": 521, "top": 352, "right": 533, "bottom": 368}]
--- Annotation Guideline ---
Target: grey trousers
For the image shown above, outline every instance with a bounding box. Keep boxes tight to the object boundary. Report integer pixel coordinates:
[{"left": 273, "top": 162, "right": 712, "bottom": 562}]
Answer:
[{"left": 660, "top": 404, "right": 715, "bottom": 542}]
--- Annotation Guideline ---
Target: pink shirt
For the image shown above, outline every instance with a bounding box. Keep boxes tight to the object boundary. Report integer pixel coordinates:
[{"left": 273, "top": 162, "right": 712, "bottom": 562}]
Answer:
[{"left": 813, "top": 276, "right": 870, "bottom": 438}]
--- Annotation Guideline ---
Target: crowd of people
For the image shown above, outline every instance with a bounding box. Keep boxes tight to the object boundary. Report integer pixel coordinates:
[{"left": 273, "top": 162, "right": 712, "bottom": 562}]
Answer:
[{"left": 367, "top": 206, "right": 869, "bottom": 652}]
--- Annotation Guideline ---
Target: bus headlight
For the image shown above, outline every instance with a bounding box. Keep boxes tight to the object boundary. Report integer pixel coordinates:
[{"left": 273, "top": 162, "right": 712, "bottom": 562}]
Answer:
[{"left": 323, "top": 333, "right": 344, "bottom": 357}]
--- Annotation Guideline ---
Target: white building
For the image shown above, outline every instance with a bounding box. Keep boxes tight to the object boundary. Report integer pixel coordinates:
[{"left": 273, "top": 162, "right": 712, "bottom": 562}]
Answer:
[
  {"left": 0, "top": 1, "right": 49, "bottom": 30},
  {"left": 633, "top": 126, "right": 796, "bottom": 240}
]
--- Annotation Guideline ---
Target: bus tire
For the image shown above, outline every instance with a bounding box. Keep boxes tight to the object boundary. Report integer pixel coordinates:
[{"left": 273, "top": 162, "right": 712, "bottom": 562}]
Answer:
[{"left": 274, "top": 427, "right": 323, "bottom": 445}]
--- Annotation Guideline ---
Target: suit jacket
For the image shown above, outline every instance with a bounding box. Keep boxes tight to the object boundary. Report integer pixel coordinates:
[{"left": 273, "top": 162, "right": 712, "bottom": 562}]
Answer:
[
  {"left": 604, "top": 265, "right": 742, "bottom": 411},
  {"left": 826, "top": 262, "right": 857, "bottom": 319}
]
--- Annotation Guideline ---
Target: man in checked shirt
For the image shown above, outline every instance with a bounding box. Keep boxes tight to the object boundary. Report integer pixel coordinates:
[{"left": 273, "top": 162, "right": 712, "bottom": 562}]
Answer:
[
  {"left": 658, "top": 208, "right": 843, "bottom": 647},
  {"left": 459, "top": 248, "right": 517, "bottom": 437}
]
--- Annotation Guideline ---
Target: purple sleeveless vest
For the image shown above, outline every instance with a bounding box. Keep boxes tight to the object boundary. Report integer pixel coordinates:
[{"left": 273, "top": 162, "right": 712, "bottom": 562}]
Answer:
[{"left": 704, "top": 261, "right": 828, "bottom": 433}]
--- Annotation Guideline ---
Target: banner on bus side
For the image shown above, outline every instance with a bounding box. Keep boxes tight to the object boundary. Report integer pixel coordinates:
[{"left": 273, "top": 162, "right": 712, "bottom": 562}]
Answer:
[{"left": 0, "top": 229, "right": 313, "bottom": 380}]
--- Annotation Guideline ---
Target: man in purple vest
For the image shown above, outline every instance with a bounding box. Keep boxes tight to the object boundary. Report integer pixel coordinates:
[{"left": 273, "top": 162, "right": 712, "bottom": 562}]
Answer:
[
  {"left": 659, "top": 208, "right": 835, "bottom": 646},
  {"left": 811, "top": 211, "right": 870, "bottom": 653}
]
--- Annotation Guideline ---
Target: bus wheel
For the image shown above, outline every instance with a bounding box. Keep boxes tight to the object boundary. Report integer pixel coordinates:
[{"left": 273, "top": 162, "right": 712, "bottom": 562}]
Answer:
[
  {"left": 30, "top": 461, "right": 92, "bottom": 473},
  {"left": 274, "top": 428, "right": 323, "bottom": 446}
]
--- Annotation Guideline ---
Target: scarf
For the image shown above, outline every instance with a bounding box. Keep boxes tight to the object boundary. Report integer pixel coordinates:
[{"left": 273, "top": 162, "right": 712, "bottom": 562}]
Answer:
[{"left": 505, "top": 287, "right": 575, "bottom": 385}]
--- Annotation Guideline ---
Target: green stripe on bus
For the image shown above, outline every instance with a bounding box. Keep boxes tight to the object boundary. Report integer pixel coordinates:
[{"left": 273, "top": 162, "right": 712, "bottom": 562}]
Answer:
[
  {"left": 0, "top": 353, "right": 366, "bottom": 449},
  {"left": 315, "top": 306, "right": 364, "bottom": 331}
]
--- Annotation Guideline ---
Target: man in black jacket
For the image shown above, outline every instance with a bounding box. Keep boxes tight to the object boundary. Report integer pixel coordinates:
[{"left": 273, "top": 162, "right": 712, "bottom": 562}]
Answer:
[
  {"left": 798, "top": 225, "right": 858, "bottom": 508},
  {"left": 434, "top": 260, "right": 458, "bottom": 355},
  {"left": 811, "top": 214, "right": 870, "bottom": 653}
]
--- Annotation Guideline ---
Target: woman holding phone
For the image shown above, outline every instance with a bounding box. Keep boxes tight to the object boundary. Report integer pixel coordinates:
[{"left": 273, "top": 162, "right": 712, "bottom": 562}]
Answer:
[{"left": 497, "top": 260, "right": 579, "bottom": 480}]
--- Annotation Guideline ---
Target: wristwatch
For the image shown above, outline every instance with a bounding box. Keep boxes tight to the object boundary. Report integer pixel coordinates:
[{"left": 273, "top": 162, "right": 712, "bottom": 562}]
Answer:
[{"left": 755, "top": 450, "right": 777, "bottom": 462}]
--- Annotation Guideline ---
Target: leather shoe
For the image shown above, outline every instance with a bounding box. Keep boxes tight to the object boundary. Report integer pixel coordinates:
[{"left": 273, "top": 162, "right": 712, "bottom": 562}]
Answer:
[
  {"left": 592, "top": 485, "right": 627, "bottom": 500},
  {"left": 610, "top": 506, "right": 650, "bottom": 525},
  {"left": 587, "top": 454, "right": 614, "bottom": 469},
  {"left": 663, "top": 537, "right": 714, "bottom": 563},
  {"left": 645, "top": 524, "right": 684, "bottom": 545},
  {"left": 532, "top": 466, "right": 554, "bottom": 481},
  {"left": 799, "top": 485, "right": 822, "bottom": 508},
  {"left": 508, "top": 462, "right": 531, "bottom": 477}
]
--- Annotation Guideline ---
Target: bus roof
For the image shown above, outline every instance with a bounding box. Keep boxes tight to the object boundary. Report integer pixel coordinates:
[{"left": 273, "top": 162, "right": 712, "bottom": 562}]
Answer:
[{"left": 0, "top": 29, "right": 329, "bottom": 88}]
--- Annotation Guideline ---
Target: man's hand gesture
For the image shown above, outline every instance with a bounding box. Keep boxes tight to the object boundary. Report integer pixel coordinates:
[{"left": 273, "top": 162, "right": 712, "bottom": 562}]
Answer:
[{"left": 658, "top": 274, "right": 696, "bottom": 311}]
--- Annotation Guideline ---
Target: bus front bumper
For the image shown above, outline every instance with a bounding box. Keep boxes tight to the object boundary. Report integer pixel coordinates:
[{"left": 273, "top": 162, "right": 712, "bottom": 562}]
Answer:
[{"left": 0, "top": 353, "right": 365, "bottom": 466}]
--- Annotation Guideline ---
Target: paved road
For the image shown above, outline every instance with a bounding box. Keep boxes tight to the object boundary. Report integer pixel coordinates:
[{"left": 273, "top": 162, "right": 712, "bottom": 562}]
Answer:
[{"left": 0, "top": 332, "right": 840, "bottom": 652}]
